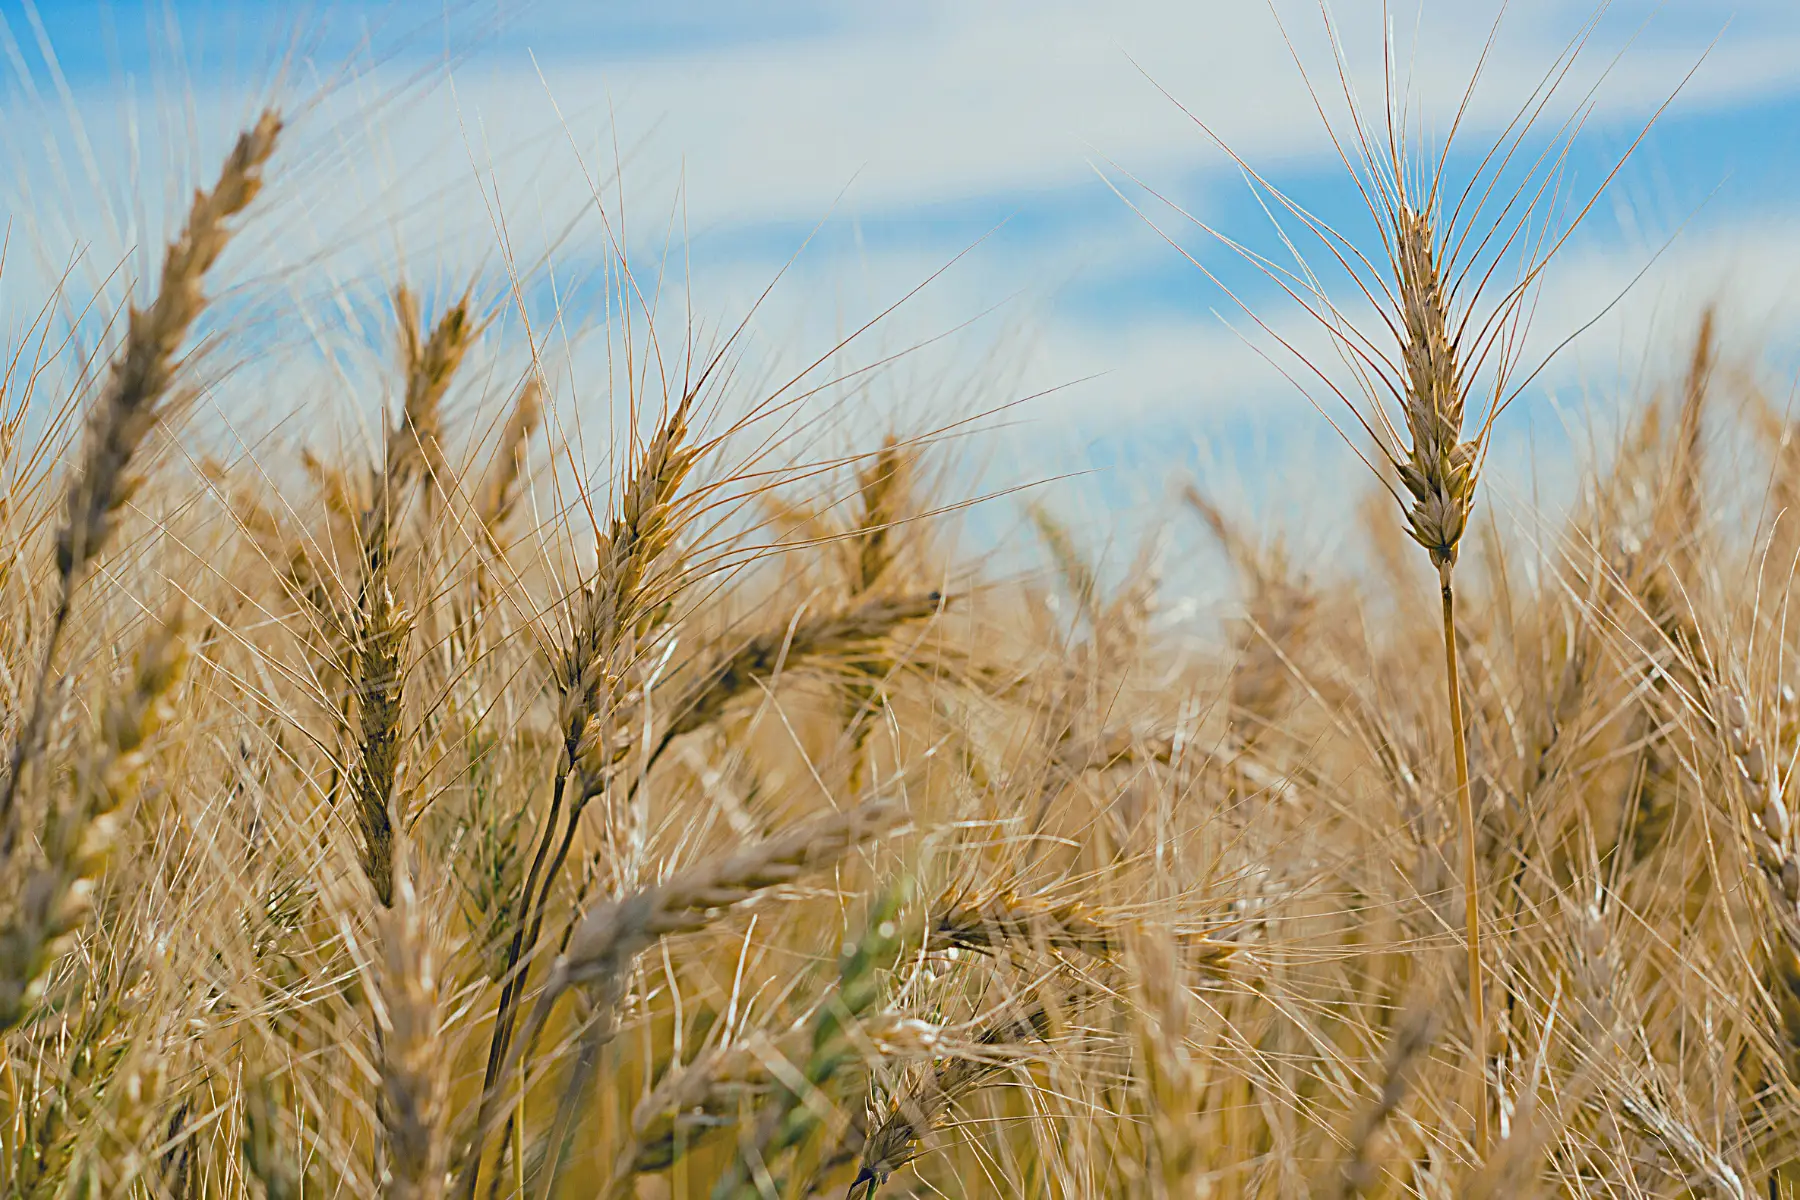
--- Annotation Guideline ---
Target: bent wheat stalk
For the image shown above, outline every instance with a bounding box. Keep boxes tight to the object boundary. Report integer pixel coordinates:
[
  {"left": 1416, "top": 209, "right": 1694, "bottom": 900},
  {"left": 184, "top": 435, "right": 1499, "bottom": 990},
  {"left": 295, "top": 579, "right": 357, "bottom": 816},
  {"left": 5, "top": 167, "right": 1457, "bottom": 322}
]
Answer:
[{"left": 459, "top": 795, "right": 900, "bottom": 1194}]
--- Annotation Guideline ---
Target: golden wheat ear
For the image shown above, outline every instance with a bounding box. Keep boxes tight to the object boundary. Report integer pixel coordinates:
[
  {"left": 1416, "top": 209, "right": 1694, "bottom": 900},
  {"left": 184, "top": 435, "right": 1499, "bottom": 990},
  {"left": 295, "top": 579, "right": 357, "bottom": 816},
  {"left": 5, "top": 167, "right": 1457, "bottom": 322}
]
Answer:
[
  {"left": 0, "top": 606, "right": 189, "bottom": 1033},
  {"left": 855, "top": 1002, "right": 1048, "bottom": 1196},
  {"left": 374, "top": 868, "right": 446, "bottom": 1200},
  {"left": 1129, "top": 10, "right": 1685, "bottom": 1156},
  {"left": 0, "top": 109, "right": 279, "bottom": 854},
  {"left": 458, "top": 389, "right": 707, "bottom": 1199},
  {"left": 475, "top": 376, "right": 543, "bottom": 550}
]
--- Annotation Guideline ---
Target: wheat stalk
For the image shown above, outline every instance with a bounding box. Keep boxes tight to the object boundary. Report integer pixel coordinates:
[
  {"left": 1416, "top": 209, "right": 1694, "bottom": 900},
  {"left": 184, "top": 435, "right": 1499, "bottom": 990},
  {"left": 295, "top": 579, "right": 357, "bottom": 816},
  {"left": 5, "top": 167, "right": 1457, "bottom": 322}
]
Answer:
[
  {"left": 1147, "top": 8, "right": 1673, "bottom": 1152},
  {"left": 456, "top": 796, "right": 896, "bottom": 1195},
  {"left": 0, "top": 609, "right": 188, "bottom": 1032},
  {"left": 0, "top": 111, "right": 279, "bottom": 851},
  {"left": 459, "top": 391, "right": 705, "bottom": 1199}
]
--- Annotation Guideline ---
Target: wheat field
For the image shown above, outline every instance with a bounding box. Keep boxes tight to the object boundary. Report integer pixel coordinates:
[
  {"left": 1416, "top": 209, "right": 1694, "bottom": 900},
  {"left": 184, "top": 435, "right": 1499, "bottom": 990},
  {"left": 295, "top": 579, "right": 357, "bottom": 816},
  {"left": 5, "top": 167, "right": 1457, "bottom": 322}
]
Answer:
[{"left": 1, "top": 12, "right": 1797, "bottom": 1200}]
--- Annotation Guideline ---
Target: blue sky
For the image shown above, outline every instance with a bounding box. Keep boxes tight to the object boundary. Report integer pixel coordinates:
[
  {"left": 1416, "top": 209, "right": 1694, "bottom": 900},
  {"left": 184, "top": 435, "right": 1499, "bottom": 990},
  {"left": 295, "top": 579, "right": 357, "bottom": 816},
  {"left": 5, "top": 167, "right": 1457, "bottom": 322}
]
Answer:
[{"left": 7, "top": 0, "right": 1800, "bottom": 554}]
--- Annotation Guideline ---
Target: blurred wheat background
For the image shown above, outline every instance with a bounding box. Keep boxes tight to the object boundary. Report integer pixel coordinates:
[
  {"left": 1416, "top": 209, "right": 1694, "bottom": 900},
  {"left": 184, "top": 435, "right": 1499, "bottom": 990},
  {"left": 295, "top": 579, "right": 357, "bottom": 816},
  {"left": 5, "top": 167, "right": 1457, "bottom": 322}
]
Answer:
[{"left": 4, "top": 1, "right": 1800, "bottom": 1197}]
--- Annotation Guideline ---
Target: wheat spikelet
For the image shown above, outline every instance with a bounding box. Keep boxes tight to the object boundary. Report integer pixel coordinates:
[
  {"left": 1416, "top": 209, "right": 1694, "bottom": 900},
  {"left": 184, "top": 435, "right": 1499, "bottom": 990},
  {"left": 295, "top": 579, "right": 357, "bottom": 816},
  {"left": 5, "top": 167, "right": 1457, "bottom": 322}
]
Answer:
[
  {"left": 1664, "top": 308, "right": 1716, "bottom": 591},
  {"left": 1615, "top": 1088, "right": 1750, "bottom": 1200},
  {"left": 0, "top": 110, "right": 279, "bottom": 845},
  {"left": 392, "top": 286, "right": 474, "bottom": 493}
]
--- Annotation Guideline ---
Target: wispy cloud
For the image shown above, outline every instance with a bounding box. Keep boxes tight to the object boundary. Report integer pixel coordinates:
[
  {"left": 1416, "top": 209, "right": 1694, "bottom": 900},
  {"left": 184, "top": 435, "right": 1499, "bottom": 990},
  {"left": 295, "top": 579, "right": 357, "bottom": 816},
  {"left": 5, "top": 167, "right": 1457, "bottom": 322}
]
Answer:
[{"left": 4, "top": 0, "right": 1798, "bottom": 535}]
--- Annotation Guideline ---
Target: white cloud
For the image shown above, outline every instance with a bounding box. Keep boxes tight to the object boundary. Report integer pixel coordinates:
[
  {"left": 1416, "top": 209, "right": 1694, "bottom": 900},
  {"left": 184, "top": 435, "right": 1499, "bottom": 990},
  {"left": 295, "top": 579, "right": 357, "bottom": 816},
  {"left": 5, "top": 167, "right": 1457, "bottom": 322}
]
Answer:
[{"left": 3, "top": 0, "right": 1798, "bottom": 547}]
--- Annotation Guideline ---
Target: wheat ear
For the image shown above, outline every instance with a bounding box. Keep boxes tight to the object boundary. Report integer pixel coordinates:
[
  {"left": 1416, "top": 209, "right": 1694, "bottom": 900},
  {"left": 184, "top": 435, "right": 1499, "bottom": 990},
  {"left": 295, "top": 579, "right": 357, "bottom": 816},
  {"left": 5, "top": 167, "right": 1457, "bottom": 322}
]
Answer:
[
  {"left": 348, "top": 292, "right": 472, "bottom": 906},
  {"left": 852, "top": 1004, "right": 1047, "bottom": 1197},
  {"left": 849, "top": 436, "right": 909, "bottom": 596},
  {"left": 930, "top": 888, "right": 1118, "bottom": 960},
  {"left": 351, "top": 576, "right": 410, "bottom": 909},
  {"left": 1330, "top": 1008, "right": 1437, "bottom": 1199},
  {"left": 0, "top": 111, "right": 279, "bottom": 849},
  {"left": 714, "top": 880, "right": 912, "bottom": 1200},
  {"left": 0, "top": 609, "right": 188, "bottom": 1031},
  {"left": 1717, "top": 688, "right": 1800, "bottom": 1076},
  {"left": 1388, "top": 205, "right": 1489, "bottom": 1156},
  {"left": 655, "top": 591, "right": 944, "bottom": 758},
  {"left": 605, "top": 1038, "right": 774, "bottom": 1190},
  {"left": 475, "top": 376, "right": 542, "bottom": 552},
  {"left": 362, "top": 287, "right": 474, "bottom": 572},
  {"left": 466, "top": 796, "right": 899, "bottom": 1192},
  {"left": 376, "top": 869, "right": 445, "bottom": 1200},
  {"left": 459, "top": 393, "right": 704, "bottom": 1200},
  {"left": 537, "top": 795, "right": 898, "bottom": 1028},
  {"left": 241, "top": 1076, "right": 303, "bottom": 1200}
]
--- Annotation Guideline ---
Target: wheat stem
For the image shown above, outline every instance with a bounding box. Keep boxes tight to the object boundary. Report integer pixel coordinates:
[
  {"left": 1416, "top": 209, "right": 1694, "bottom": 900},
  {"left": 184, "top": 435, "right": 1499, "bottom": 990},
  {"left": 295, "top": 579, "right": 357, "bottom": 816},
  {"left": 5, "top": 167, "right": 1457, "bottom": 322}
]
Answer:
[
  {"left": 1440, "top": 564, "right": 1486, "bottom": 1159},
  {"left": 0, "top": 111, "right": 279, "bottom": 854}
]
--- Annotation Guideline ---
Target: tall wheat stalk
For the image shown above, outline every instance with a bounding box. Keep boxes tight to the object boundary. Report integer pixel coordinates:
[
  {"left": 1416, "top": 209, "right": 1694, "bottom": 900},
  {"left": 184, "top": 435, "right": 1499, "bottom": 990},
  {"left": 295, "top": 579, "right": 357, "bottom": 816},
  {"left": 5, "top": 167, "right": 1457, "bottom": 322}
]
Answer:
[
  {"left": 0, "top": 111, "right": 279, "bottom": 852},
  {"left": 1131, "top": 10, "right": 1676, "bottom": 1158},
  {"left": 455, "top": 389, "right": 704, "bottom": 1199}
]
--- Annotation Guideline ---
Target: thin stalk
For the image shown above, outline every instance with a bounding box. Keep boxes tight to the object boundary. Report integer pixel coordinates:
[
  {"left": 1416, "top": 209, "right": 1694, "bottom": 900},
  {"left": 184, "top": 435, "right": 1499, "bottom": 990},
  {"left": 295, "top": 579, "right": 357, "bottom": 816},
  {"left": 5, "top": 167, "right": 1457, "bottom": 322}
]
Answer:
[
  {"left": 1440, "top": 564, "right": 1486, "bottom": 1159},
  {"left": 460, "top": 755, "right": 574, "bottom": 1198}
]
